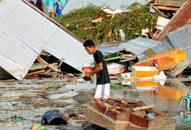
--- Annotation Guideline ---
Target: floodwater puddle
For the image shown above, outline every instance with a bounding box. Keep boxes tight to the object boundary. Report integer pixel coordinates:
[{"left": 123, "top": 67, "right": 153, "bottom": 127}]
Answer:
[{"left": 0, "top": 79, "right": 190, "bottom": 129}]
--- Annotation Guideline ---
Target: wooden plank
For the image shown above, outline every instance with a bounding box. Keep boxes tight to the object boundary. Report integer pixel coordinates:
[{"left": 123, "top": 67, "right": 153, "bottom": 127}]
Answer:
[
  {"left": 40, "top": 51, "right": 50, "bottom": 56},
  {"left": 129, "top": 114, "right": 149, "bottom": 128},
  {"left": 86, "top": 103, "right": 176, "bottom": 130},
  {"left": 37, "top": 56, "right": 47, "bottom": 66},
  {"left": 95, "top": 103, "right": 131, "bottom": 121},
  {"left": 26, "top": 70, "right": 45, "bottom": 76},
  {"left": 37, "top": 56, "right": 61, "bottom": 72},
  {"left": 29, "top": 63, "right": 47, "bottom": 71},
  {"left": 132, "top": 105, "right": 155, "bottom": 112},
  {"left": 153, "top": 0, "right": 186, "bottom": 7},
  {"left": 85, "top": 104, "right": 131, "bottom": 130},
  {"left": 48, "top": 63, "right": 60, "bottom": 72},
  {"left": 153, "top": 5, "right": 178, "bottom": 11}
]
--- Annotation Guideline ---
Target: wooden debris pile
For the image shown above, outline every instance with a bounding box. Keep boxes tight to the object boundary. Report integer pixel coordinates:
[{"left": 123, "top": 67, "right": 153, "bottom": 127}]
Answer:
[
  {"left": 85, "top": 99, "right": 176, "bottom": 130},
  {"left": 25, "top": 52, "right": 77, "bottom": 80}
]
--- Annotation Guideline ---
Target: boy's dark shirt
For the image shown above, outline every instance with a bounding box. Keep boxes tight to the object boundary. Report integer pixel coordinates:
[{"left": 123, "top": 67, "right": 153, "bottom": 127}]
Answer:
[{"left": 93, "top": 50, "right": 110, "bottom": 85}]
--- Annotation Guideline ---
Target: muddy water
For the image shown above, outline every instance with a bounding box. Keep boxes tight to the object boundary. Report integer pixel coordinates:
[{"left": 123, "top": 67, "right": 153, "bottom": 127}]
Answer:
[
  {"left": 111, "top": 79, "right": 191, "bottom": 130},
  {"left": 0, "top": 79, "right": 190, "bottom": 130}
]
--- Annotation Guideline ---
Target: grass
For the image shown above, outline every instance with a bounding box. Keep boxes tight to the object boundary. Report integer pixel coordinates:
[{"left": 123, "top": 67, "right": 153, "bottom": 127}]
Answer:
[{"left": 55, "top": 4, "right": 162, "bottom": 45}]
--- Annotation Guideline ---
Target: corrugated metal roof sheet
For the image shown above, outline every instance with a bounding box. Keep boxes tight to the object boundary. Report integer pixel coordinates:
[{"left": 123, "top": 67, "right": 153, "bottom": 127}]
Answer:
[
  {"left": 0, "top": 24, "right": 38, "bottom": 80},
  {"left": 167, "top": 24, "right": 191, "bottom": 49},
  {"left": 62, "top": 0, "right": 148, "bottom": 14},
  {"left": 166, "top": 60, "right": 191, "bottom": 77},
  {"left": 120, "top": 37, "right": 159, "bottom": 55},
  {"left": 143, "top": 24, "right": 191, "bottom": 58},
  {"left": 0, "top": 0, "right": 92, "bottom": 80},
  {"left": 144, "top": 39, "right": 173, "bottom": 56},
  {"left": 167, "top": 24, "right": 191, "bottom": 58},
  {"left": 99, "top": 37, "right": 159, "bottom": 57},
  {"left": 99, "top": 43, "right": 121, "bottom": 56}
]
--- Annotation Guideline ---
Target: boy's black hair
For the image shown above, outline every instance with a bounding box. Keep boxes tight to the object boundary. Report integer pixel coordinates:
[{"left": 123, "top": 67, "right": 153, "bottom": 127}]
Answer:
[{"left": 83, "top": 39, "right": 95, "bottom": 47}]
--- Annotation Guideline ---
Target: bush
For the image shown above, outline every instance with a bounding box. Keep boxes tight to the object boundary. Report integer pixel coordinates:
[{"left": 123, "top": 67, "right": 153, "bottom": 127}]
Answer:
[{"left": 55, "top": 4, "right": 161, "bottom": 45}]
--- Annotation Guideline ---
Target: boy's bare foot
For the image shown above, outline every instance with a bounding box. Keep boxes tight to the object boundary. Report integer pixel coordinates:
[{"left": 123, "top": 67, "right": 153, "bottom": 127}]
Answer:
[{"left": 95, "top": 98, "right": 103, "bottom": 105}]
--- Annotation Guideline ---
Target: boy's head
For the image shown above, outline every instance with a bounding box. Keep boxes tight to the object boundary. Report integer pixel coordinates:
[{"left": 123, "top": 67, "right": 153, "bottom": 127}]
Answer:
[{"left": 83, "top": 39, "right": 96, "bottom": 55}]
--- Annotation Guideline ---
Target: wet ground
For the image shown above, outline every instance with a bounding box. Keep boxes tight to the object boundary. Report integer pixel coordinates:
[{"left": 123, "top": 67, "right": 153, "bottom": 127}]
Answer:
[{"left": 0, "top": 78, "right": 191, "bottom": 130}]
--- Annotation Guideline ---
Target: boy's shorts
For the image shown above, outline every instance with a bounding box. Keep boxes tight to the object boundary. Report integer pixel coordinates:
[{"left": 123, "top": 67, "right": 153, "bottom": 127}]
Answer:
[{"left": 94, "top": 83, "right": 110, "bottom": 99}]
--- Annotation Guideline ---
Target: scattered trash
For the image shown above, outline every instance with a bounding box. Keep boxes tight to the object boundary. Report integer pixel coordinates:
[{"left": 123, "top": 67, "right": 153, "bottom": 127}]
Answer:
[
  {"left": 41, "top": 110, "right": 67, "bottom": 125},
  {"left": 179, "top": 111, "right": 191, "bottom": 123},
  {"left": 101, "top": 7, "right": 124, "bottom": 15},
  {"left": 141, "top": 28, "right": 150, "bottom": 37},
  {"left": 156, "top": 16, "right": 170, "bottom": 30},
  {"left": 121, "top": 72, "right": 131, "bottom": 79},
  {"left": 111, "top": 82, "right": 123, "bottom": 90},
  {"left": 107, "top": 63, "right": 125, "bottom": 75},
  {"left": 31, "top": 123, "right": 44, "bottom": 130},
  {"left": 121, "top": 80, "right": 131, "bottom": 86},
  {"left": 92, "top": 17, "right": 104, "bottom": 23},
  {"left": 119, "top": 29, "right": 126, "bottom": 41},
  {"left": 12, "top": 115, "right": 25, "bottom": 122},
  {"left": 149, "top": 6, "right": 156, "bottom": 13},
  {"left": 68, "top": 113, "right": 87, "bottom": 124},
  {"left": 146, "top": 112, "right": 156, "bottom": 119}
]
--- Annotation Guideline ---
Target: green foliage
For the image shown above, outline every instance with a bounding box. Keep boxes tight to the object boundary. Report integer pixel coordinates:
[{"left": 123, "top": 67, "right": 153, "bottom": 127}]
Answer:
[
  {"left": 111, "top": 82, "right": 123, "bottom": 90},
  {"left": 55, "top": 4, "right": 161, "bottom": 45}
]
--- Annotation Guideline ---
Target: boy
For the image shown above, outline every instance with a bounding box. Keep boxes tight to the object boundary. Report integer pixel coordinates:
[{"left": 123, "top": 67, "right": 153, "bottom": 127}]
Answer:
[{"left": 83, "top": 39, "right": 110, "bottom": 104}]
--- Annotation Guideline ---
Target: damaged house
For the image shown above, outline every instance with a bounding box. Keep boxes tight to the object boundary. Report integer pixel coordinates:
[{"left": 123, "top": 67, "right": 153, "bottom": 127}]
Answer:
[{"left": 0, "top": 0, "right": 92, "bottom": 80}]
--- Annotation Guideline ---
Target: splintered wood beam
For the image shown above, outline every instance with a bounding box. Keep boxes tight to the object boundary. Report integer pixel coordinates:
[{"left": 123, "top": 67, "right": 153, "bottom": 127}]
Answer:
[
  {"left": 29, "top": 63, "right": 47, "bottom": 71},
  {"left": 154, "top": 5, "right": 178, "bottom": 11},
  {"left": 132, "top": 105, "right": 155, "bottom": 112},
  {"left": 37, "top": 56, "right": 61, "bottom": 72},
  {"left": 26, "top": 70, "right": 46, "bottom": 76}
]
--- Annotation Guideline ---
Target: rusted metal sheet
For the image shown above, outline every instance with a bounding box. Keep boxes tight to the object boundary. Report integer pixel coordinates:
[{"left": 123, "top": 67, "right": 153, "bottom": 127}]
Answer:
[{"left": 156, "top": 0, "right": 191, "bottom": 41}]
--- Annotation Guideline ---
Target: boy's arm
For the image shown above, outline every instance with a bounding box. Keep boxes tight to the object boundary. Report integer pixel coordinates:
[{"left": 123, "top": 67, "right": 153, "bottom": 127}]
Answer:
[{"left": 92, "top": 63, "right": 103, "bottom": 75}]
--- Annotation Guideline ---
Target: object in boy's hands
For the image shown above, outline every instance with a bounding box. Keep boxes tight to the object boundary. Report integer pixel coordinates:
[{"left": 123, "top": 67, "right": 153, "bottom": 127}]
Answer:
[{"left": 82, "top": 63, "right": 92, "bottom": 81}]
